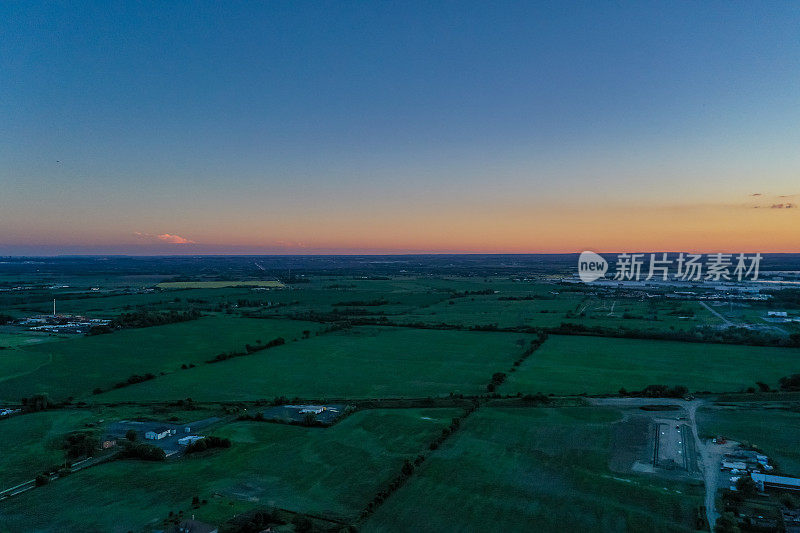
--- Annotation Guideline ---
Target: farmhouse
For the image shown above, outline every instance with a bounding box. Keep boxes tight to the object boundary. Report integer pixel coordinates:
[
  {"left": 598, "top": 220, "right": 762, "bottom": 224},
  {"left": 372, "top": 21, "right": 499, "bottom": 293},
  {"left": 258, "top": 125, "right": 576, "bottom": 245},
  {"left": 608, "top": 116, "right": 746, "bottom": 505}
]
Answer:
[{"left": 145, "top": 427, "right": 173, "bottom": 440}]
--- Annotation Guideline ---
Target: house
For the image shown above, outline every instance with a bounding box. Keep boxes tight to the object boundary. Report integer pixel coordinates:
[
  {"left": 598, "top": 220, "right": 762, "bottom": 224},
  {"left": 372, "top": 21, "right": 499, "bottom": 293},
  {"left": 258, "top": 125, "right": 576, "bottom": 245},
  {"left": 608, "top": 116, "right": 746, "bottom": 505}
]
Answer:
[
  {"left": 100, "top": 437, "right": 117, "bottom": 449},
  {"left": 768, "top": 311, "right": 788, "bottom": 317},
  {"left": 145, "top": 427, "right": 172, "bottom": 440},
  {"left": 298, "top": 406, "right": 326, "bottom": 415}
]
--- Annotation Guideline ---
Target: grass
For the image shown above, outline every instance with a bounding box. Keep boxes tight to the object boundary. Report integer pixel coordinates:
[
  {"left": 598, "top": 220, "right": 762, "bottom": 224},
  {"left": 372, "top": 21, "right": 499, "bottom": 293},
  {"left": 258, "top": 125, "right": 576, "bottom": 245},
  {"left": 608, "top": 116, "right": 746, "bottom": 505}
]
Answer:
[
  {"left": 156, "top": 280, "right": 285, "bottom": 289},
  {"left": 0, "top": 410, "right": 98, "bottom": 488},
  {"left": 0, "top": 408, "right": 461, "bottom": 531},
  {"left": 697, "top": 406, "right": 800, "bottom": 475},
  {"left": 0, "top": 327, "right": 68, "bottom": 349},
  {"left": 398, "top": 292, "right": 722, "bottom": 332},
  {"left": 362, "top": 406, "right": 704, "bottom": 533},
  {"left": 0, "top": 316, "right": 321, "bottom": 402},
  {"left": 501, "top": 334, "right": 800, "bottom": 395},
  {"left": 95, "top": 326, "right": 532, "bottom": 402}
]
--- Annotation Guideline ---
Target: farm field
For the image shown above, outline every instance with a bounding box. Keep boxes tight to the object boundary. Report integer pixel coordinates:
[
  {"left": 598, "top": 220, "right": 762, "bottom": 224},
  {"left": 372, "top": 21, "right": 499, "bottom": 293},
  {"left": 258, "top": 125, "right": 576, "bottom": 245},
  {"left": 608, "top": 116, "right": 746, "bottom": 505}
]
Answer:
[
  {"left": 0, "top": 410, "right": 98, "bottom": 488},
  {"left": 0, "top": 317, "right": 320, "bottom": 402},
  {"left": 399, "top": 293, "right": 722, "bottom": 332},
  {"left": 0, "top": 408, "right": 461, "bottom": 531},
  {"left": 0, "top": 404, "right": 229, "bottom": 490},
  {"left": 501, "top": 334, "right": 800, "bottom": 395},
  {"left": 3, "top": 287, "right": 266, "bottom": 317},
  {"left": 157, "top": 280, "right": 285, "bottom": 289},
  {"left": 697, "top": 406, "right": 800, "bottom": 475},
  {"left": 363, "top": 406, "right": 704, "bottom": 532},
  {"left": 0, "top": 325, "right": 71, "bottom": 349},
  {"left": 96, "top": 326, "right": 533, "bottom": 402}
]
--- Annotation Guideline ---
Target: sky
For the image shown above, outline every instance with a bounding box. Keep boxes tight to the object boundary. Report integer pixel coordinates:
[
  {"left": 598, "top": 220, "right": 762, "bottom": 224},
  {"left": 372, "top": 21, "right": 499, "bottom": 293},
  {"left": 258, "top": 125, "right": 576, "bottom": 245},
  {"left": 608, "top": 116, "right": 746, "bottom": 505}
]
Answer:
[{"left": 1, "top": 1, "right": 799, "bottom": 255}]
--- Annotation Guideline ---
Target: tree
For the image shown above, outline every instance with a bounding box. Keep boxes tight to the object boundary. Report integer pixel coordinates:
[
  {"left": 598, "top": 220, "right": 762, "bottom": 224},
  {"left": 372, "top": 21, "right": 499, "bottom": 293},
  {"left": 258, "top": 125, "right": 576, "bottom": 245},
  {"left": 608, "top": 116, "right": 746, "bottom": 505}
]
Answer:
[
  {"left": 779, "top": 374, "right": 800, "bottom": 391},
  {"left": 125, "top": 429, "right": 137, "bottom": 441},
  {"left": 735, "top": 476, "right": 759, "bottom": 497},
  {"left": 714, "top": 512, "right": 740, "bottom": 533}
]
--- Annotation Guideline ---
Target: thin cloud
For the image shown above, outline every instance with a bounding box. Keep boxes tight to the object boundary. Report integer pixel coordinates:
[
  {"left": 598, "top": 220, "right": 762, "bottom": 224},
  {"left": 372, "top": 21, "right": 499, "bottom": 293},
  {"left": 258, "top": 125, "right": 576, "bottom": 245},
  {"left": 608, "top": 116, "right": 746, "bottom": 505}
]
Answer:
[{"left": 134, "top": 232, "right": 195, "bottom": 244}]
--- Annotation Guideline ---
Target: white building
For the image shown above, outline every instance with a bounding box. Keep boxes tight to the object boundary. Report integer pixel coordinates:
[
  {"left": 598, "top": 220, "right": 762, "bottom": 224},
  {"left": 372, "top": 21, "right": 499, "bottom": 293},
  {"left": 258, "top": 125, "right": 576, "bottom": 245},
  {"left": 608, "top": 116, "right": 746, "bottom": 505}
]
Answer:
[
  {"left": 145, "top": 427, "right": 172, "bottom": 440},
  {"left": 178, "top": 435, "right": 204, "bottom": 446},
  {"left": 298, "top": 406, "right": 326, "bottom": 415}
]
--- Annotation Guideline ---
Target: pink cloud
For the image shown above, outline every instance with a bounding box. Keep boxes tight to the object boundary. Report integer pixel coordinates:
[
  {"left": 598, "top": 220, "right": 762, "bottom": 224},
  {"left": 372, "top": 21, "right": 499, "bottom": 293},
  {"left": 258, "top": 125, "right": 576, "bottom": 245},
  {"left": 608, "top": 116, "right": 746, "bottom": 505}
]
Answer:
[{"left": 134, "top": 232, "right": 195, "bottom": 244}]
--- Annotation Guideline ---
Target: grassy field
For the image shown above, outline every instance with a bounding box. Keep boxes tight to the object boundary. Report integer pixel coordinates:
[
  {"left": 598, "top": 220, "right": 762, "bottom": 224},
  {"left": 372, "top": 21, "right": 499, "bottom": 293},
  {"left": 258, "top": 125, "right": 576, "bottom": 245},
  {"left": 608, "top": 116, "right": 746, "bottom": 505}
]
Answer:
[
  {"left": 0, "top": 408, "right": 461, "bottom": 531},
  {"left": 157, "top": 280, "right": 285, "bottom": 289},
  {"left": 0, "top": 404, "right": 232, "bottom": 490},
  {"left": 0, "top": 410, "right": 98, "bottom": 488},
  {"left": 399, "top": 292, "right": 722, "bottom": 331},
  {"left": 96, "top": 326, "right": 533, "bottom": 402},
  {"left": 501, "top": 334, "right": 800, "bottom": 395},
  {"left": 0, "top": 317, "right": 320, "bottom": 402},
  {"left": 697, "top": 406, "right": 800, "bottom": 474},
  {"left": 5, "top": 287, "right": 265, "bottom": 317},
  {"left": 363, "top": 407, "right": 704, "bottom": 533},
  {"left": 0, "top": 327, "right": 68, "bottom": 349}
]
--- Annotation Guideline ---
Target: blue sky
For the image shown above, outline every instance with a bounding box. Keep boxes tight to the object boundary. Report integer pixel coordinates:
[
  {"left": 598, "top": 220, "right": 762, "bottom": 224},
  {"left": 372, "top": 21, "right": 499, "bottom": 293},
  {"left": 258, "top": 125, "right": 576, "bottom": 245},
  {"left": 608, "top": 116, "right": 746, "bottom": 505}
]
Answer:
[{"left": 2, "top": 1, "right": 799, "bottom": 254}]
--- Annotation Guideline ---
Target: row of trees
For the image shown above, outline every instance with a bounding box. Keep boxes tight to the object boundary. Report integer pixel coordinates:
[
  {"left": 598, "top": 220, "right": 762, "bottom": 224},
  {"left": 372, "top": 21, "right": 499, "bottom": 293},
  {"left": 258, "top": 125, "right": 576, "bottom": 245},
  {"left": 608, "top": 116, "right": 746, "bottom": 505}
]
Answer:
[
  {"left": 207, "top": 337, "right": 285, "bottom": 363},
  {"left": 360, "top": 402, "right": 479, "bottom": 520},
  {"left": 88, "top": 309, "right": 202, "bottom": 335},
  {"left": 184, "top": 435, "right": 232, "bottom": 454}
]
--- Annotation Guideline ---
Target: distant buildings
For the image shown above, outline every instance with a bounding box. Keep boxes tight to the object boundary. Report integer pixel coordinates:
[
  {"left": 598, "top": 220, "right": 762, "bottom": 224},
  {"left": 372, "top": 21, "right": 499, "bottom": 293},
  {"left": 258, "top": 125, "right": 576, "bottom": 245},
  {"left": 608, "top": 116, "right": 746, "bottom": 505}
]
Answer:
[
  {"left": 178, "top": 435, "right": 204, "bottom": 446},
  {"left": 164, "top": 519, "right": 218, "bottom": 533},
  {"left": 19, "top": 313, "right": 110, "bottom": 334},
  {"left": 298, "top": 406, "right": 326, "bottom": 415},
  {"left": 145, "top": 427, "right": 174, "bottom": 440}
]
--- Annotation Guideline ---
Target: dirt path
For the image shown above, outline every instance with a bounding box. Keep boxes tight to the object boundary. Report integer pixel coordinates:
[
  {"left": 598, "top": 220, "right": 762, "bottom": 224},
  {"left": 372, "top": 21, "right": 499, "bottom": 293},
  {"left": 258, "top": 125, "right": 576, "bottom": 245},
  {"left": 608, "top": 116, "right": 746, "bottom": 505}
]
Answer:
[
  {"left": 698, "top": 301, "right": 733, "bottom": 328},
  {"left": 685, "top": 401, "right": 717, "bottom": 529},
  {"left": 591, "top": 397, "right": 720, "bottom": 531}
]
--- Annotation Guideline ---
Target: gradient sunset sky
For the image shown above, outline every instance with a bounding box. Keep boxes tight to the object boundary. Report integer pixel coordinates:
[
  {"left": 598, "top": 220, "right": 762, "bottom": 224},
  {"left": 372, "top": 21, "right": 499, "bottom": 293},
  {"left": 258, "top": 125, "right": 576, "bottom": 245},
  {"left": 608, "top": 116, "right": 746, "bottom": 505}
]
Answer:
[{"left": 2, "top": 1, "right": 799, "bottom": 255}]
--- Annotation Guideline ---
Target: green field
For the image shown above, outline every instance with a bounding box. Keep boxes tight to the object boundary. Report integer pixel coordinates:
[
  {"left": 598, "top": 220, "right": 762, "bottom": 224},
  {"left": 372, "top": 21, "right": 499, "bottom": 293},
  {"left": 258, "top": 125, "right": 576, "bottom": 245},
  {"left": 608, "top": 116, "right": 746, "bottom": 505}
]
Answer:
[
  {"left": 96, "top": 326, "right": 532, "bottom": 402},
  {"left": 399, "top": 290, "right": 722, "bottom": 332},
  {"left": 157, "top": 280, "right": 285, "bottom": 289},
  {"left": 0, "top": 317, "right": 320, "bottom": 402},
  {"left": 697, "top": 406, "right": 800, "bottom": 474},
  {"left": 0, "top": 408, "right": 460, "bottom": 531},
  {"left": 363, "top": 407, "right": 704, "bottom": 532},
  {"left": 501, "top": 334, "right": 800, "bottom": 395},
  {"left": 0, "top": 410, "right": 99, "bottom": 488}
]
